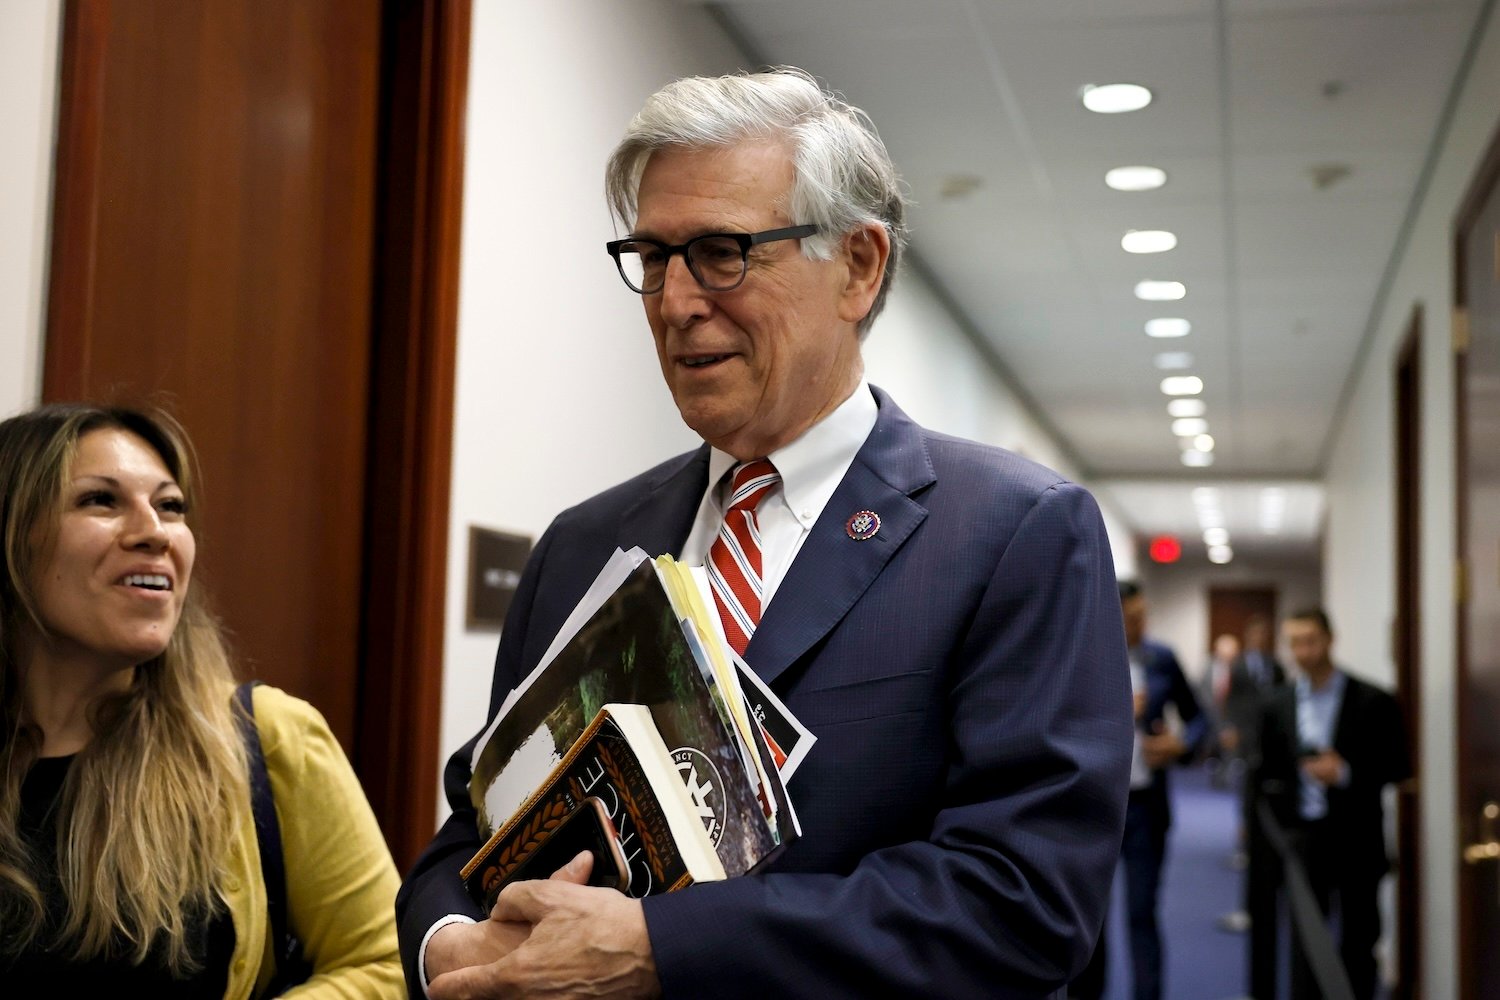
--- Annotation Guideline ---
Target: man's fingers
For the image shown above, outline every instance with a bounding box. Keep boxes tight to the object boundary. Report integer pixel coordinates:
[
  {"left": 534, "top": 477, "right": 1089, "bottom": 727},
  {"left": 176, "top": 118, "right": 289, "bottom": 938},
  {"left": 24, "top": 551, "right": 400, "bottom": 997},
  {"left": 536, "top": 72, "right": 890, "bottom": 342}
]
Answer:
[
  {"left": 550, "top": 849, "right": 593, "bottom": 884},
  {"left": 493, "top": 877, "right": 559, "bottom": 925},
  {"left": 482, "top": 850, "right": 591, "bottom": 923},
  {"left": 428, "top": 961, "right": 502, "bottom": 1000}
]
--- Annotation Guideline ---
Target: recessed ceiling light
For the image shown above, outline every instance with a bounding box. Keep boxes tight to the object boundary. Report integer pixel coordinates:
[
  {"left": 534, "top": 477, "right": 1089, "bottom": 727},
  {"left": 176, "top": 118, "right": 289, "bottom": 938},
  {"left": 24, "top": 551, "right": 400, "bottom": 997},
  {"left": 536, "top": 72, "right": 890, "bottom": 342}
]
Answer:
[
  {"left": 1193, "top": 434, "right": 1216, "bottom": 452},
  {"left": 1106, "top": 166, "right": 1168, "bottom": 192},
  {"left": 1161, "top": 375, "right": 1203, "bottom": 396},
  {"left": 1172, "top": 417, "right": 1209, "bottom": 436},
  {"left": 1198, "top": 509, "right": 1226, "bottom": 528},
  {"left": 1203, "top": 527, "right": 1230, "bottom": 546},
  {"left": 1145, "top": 317, "right": 1191, "bottom": 338},
  {"left": 1135, "top": 280, "right": 1186, "bottom": 301},
  {"left": 1208, "top": 544, "right": 1234, "bottom": 564},
  {"left": 1155, "top": 351, "right": 1194, "bottom": 370},
  {"left": 1122, "top": 230, "right": 1178, "bottom": 254},
  {"left": 1182, "top": 449, "right": 1215, "bottom": 468},
  {"left": 1081, "top": 83, "right": 1153, "bottom": 114},
  {"left": 1168, "top": 399, "right": 1206, "bottom": 418}
]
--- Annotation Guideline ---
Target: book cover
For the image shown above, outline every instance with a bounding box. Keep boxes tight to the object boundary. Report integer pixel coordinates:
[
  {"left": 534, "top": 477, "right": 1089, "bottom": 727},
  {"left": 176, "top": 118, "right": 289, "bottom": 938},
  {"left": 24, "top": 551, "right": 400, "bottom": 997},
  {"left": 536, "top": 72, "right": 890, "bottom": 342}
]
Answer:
[
  {"left": 462, "top": 705, "right": 725, "bottom": 907},
  {"left": 469, "top": 560, "right": 779, "bottom": 878}
]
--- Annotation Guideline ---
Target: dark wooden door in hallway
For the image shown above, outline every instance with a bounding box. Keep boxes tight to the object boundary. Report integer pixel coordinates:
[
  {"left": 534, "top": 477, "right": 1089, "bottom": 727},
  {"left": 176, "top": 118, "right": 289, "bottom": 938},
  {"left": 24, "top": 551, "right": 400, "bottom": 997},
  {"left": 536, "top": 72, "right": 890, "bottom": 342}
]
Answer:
[{"left": 1454, "top": 120, "right": 1500, "bottom": 1000}]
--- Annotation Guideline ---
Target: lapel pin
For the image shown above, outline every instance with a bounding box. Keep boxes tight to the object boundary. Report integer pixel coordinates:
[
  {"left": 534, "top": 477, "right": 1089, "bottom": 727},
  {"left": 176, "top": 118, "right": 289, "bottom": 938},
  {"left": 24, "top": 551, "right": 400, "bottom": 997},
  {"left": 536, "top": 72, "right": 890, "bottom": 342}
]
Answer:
[{"left": 845, "top": 510, "right": 881, "bottom": 541}]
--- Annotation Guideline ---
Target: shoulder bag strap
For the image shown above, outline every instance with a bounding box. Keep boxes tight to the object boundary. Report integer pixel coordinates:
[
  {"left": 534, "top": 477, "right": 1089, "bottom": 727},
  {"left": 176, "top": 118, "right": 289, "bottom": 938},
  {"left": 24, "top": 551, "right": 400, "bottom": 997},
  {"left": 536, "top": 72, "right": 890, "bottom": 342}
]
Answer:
[{"left": 233, "top": 681, "right": 311, "bottom": 995}]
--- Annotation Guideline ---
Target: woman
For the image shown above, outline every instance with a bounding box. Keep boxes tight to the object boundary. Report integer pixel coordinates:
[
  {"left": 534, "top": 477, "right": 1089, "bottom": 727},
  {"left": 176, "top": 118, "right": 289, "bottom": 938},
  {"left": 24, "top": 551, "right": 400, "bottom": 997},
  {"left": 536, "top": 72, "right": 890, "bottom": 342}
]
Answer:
[{"left": 0, "top": 403, "right": 403, "bottom": 997}]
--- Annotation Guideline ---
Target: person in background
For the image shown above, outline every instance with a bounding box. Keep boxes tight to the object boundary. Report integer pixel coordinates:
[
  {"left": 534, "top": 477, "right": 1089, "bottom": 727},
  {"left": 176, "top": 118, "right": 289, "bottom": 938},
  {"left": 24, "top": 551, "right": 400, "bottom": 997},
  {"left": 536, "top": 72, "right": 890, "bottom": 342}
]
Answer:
[
  {"left": 1201, "top": 632, "right": 1242, "bottom": 787},
  {"left": 398, "top": 67, "right": 1131, "bottom": 1000},
  {"left": 1222, "top": 615, "right": 1285, "bottom": 767},
  {"left": 1216, "top": 614, "right": 1288, "bottom": 933},
  {"left": 1247, "top": 609, "right": 1409, "bottom": 1000},
  {"left": 0, "top": 404, "right": 403, "bottom": 998},
  {"left": 1077, "top": 581, "right": 1208, "bottom": 1000}
]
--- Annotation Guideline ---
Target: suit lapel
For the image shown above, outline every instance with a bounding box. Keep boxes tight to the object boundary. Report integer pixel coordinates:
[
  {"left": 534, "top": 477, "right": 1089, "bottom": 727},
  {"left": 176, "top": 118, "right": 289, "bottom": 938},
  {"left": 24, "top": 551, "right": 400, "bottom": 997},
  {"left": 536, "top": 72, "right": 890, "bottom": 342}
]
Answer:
[
  {"left": 617, "top": 446, "right": 711, "bottom": 557},
  {"left": 746, "top": 388, "right": 935, "bottom": 686}
]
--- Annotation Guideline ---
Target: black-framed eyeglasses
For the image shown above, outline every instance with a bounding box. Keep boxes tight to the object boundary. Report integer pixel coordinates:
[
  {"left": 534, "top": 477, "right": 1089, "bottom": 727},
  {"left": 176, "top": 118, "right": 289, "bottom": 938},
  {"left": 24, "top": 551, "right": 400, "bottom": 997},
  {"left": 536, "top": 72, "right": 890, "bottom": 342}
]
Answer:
[{"left": 605, "top": 224, "right": 819, "bottom": 294}]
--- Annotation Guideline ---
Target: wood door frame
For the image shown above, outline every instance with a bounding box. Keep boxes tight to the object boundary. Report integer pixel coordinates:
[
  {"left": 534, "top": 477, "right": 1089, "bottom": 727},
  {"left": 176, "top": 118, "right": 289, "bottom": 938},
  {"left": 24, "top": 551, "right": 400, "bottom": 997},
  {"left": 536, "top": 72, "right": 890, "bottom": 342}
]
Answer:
[
  {"left": 43, "top": 0, "right": 470, "bottom": 870},
  {"left": 357, "top": 0, "right": 470, "bottom": 871},
  {"left": 1392, "top": 307, "right": 1423, "bottom": 999},
  {"left": 1452, "top": 115, "right": 1500, "bottom": 1000},
  {"left": 42, "top": 0, "right": 108, "bottom": 396}
]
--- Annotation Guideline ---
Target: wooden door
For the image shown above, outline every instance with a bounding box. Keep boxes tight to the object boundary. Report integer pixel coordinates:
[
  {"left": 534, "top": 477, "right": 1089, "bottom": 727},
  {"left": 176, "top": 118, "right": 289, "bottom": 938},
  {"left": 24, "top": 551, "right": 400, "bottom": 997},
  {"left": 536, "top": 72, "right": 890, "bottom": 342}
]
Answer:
[
  {"left": 1454, "top": 122, "right": 1500, "bottom": 1000},
  {"left": 1207, "top": 585, "right": 1277, "bottom": 656},
  {"left": 44, "top": 0, "right": 467, "bottom": 867},
  {"left": 1392, "top": 312, "right": 1422, "bottom": 998}
]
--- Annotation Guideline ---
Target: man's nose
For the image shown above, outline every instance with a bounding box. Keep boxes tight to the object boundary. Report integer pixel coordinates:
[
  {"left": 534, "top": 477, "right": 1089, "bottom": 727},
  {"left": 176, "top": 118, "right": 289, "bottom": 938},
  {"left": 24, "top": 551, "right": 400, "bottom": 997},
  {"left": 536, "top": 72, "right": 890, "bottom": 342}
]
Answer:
[{"left": 657, "top": 254, "right": 711, "bottom": 328}]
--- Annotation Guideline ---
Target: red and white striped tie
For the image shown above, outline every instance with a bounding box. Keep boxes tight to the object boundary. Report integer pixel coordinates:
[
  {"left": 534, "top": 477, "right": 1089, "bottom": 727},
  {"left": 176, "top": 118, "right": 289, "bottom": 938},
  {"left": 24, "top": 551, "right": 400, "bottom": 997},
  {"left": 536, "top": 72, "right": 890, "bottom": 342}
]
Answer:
[{"left": 708, "top": 459, "right": 780, "bottom": 656}]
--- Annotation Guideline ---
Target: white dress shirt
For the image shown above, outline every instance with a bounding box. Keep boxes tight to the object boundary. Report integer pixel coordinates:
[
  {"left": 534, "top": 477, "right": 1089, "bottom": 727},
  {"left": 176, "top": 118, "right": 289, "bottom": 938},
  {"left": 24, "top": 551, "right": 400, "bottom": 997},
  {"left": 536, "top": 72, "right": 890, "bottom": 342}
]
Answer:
[{"left": 679, "top": 381, "right": 878, "bottom": 612}]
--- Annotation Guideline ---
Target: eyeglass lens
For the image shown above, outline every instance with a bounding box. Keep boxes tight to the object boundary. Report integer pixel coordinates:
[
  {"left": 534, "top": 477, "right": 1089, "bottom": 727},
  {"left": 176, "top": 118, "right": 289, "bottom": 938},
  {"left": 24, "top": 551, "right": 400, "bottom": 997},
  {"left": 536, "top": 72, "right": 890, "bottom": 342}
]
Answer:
[{"left": 616, "top": 235, "right": 747, "bottom": 293}]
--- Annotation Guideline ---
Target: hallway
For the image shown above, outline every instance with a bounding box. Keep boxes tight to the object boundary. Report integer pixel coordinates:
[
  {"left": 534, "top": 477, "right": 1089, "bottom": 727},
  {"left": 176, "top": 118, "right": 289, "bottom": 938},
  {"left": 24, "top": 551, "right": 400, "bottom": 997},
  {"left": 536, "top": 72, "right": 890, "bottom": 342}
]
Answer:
[{"left": 1100, "top": 766, "right": 1247, "bottom": 1000}]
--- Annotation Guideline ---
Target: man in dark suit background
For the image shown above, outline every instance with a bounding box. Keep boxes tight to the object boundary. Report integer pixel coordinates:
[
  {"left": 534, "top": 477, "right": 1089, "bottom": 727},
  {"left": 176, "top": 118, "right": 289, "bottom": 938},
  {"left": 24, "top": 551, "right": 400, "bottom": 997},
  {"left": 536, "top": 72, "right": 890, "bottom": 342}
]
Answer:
[
  {"left": 1222, "top": 615, "right": 1286, "bottom": 767},
  {"left": 1247, "top": 609, "right": 1409, "bottom": 999},
  {"left": 396, "top": 68, "right": 1132, "bottom": 999},
  {"left": 1075, "top": 582, "right": 1207, "bottom": 1000},
  {"left": 1215, "top": 614, "right": 1288, "bottom": 933}
]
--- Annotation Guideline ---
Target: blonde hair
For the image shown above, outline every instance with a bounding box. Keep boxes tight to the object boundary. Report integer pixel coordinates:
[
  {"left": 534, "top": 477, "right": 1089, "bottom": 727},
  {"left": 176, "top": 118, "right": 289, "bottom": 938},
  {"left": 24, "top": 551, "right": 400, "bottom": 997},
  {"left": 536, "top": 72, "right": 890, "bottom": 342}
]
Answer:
[{"left": 0, "top": 404, "right": 247, "bottom": 973}]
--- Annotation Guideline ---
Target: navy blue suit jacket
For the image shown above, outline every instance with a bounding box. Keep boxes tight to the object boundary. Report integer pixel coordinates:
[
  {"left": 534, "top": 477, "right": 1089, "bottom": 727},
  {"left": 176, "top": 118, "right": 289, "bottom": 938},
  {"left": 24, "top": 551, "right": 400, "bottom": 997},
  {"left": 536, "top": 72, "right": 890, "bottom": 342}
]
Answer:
[{"left": 397, "top": 388, "right": 1132, "bottom": 998}]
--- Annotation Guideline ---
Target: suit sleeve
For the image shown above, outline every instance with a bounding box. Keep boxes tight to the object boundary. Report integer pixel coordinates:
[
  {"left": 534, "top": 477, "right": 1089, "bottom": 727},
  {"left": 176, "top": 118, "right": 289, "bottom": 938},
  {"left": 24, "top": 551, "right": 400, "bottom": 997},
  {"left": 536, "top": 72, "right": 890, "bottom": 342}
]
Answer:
[
  {"left": 394, "top": 524, "right": 560, "bottom": 995},
  {"left": 641, "top": 482, "right": 1133, "bottom": 998},
  {"left": 1163, "top": 646, "right": 1210, "bottom": 760}
]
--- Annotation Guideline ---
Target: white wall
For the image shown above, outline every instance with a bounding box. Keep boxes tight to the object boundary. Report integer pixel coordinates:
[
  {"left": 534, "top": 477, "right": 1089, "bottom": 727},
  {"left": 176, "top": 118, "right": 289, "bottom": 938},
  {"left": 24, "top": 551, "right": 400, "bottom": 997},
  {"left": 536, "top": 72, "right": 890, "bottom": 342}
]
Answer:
[
  {"left": 440, "top": 0, "right": 737, "bottom": 815},
  {"left": 1321, "top": 7, "right": 1500, "bottom": 996},
  {"left": 0, "top": 0, "right": 60, "bottom": 419},
  {"left": 863, "top": 277, "right": 1139, "bottom": 580},
  {"left": 439, "top": 0, "right": 1136, "bottom": 822}
]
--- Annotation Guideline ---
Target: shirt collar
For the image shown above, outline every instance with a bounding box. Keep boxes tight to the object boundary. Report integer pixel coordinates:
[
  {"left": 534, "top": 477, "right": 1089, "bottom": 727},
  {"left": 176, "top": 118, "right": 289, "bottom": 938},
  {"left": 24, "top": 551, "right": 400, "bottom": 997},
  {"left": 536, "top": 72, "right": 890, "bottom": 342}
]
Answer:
[
  {"left": 705, "top": 380, "right": 877, "bottom": 529},
  {"left": 1296, "top": 668, "right": 1346, "bottom": 700}
]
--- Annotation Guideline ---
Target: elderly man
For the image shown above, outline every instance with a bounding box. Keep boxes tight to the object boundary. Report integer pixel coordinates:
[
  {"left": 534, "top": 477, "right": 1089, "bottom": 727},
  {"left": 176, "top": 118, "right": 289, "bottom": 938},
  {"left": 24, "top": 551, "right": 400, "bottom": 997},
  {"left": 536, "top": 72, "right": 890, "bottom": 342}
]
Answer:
[{"left": 397, "top": 68, "right": 1131, "bottom": 999}]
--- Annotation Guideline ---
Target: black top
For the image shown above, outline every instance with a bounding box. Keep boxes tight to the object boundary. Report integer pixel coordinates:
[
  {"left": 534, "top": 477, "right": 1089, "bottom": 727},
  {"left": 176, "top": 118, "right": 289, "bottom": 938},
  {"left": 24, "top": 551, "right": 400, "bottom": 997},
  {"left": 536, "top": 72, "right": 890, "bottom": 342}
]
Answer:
[{"left": 3, "top": 754, "right": 236, "bottom": 997}]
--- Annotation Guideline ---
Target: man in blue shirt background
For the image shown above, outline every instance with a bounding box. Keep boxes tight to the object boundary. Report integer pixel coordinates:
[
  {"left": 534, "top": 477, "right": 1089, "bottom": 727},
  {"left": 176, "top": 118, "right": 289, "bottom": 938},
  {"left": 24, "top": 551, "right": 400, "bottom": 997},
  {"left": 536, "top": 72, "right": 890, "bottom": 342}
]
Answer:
[{"left": 1247, "top": 608, "right": 1411, "bottom": 1000}]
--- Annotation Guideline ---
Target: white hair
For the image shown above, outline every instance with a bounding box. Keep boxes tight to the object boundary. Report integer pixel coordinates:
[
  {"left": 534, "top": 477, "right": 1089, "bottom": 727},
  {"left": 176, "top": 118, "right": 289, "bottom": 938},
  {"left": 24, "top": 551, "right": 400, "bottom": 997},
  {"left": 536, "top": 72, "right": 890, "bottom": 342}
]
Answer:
[{"left": 605, "top": 67, "right": 908, "bottom": 335}]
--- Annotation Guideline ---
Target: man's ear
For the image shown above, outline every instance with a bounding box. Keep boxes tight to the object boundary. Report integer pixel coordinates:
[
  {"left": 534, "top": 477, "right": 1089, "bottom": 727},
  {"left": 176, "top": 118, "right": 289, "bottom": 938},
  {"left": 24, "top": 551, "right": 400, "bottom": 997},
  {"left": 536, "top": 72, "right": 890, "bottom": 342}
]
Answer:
[{"left": 837, "top": 223, "right": 891, "bottom": 325}]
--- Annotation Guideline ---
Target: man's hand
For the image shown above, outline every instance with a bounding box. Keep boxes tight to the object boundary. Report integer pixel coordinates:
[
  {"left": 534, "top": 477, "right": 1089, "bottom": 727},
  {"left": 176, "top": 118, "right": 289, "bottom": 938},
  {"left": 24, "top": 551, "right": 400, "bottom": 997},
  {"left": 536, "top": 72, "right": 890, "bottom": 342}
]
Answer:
[
  {"left": 1141, "top": 721, "right": 1186, "bottom": 769},
  {"left": 1300, "top": 749, "right": 1347, "bottom": 787},
  {"left": 427, "top": 853, "right": 660, "bottom": 1000},
  {"left": 1218, "top": 725, "right": 1240, "bottom": 754},
  {"left": 424, "top": 851, "right": 597, "bottom": 988}
]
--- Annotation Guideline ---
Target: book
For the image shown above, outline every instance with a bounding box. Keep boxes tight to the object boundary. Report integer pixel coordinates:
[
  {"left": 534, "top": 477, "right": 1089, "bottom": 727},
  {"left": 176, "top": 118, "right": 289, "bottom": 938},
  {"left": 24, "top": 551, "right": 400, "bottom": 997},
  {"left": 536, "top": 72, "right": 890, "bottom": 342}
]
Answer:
[
  {"left": 462, "top": 704, "right": 725, "bottom": 908},
  {"left": 468, "top": 551, "right": 789, "bottom": 880}
]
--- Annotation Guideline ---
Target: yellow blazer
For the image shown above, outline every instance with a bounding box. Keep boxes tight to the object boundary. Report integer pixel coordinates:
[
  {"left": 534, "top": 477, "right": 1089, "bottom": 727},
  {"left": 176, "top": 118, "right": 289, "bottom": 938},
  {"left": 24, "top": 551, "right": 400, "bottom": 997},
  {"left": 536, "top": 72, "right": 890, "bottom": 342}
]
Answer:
[{"left": 222, "top": 685, "right": 403, "bottom": 999}]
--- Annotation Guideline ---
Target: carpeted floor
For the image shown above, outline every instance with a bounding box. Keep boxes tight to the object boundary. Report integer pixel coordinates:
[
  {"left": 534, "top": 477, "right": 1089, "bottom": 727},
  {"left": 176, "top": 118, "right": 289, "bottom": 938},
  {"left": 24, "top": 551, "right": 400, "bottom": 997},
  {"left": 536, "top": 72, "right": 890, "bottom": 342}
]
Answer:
[{"left": 1100, "top": 765, "right": 1249, "bottom": 1000}]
